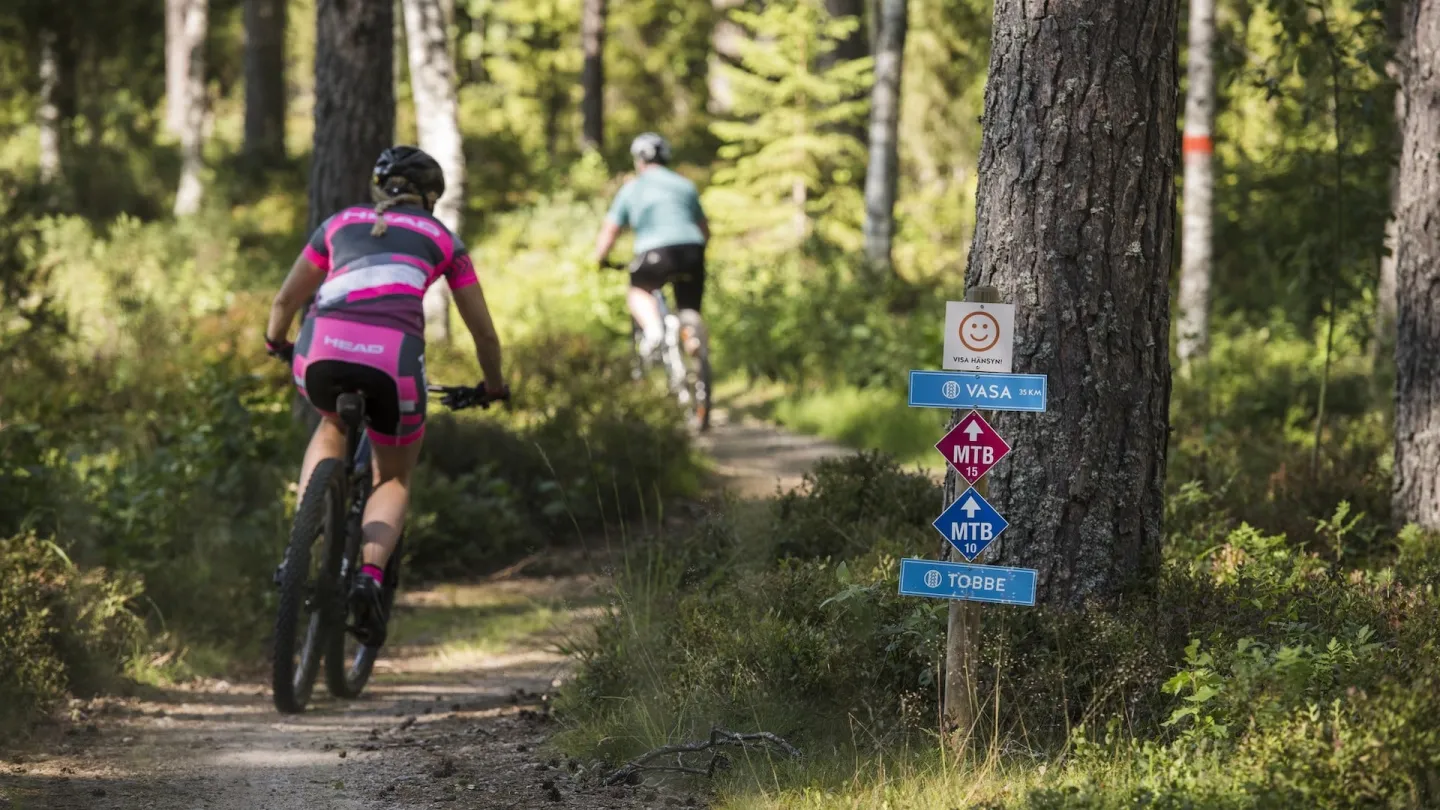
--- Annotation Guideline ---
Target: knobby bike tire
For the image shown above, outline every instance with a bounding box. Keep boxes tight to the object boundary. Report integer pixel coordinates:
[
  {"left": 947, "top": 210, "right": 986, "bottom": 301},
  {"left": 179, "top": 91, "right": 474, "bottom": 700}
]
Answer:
[
  {"left": 272, "top": 458, "right": 346, "bottom": 714},
  {"left": 693, "top": 349, "right": 713, "bottom": 432},
  {"left": 683, "top": 320, "right": 713, "bottom": 433}
]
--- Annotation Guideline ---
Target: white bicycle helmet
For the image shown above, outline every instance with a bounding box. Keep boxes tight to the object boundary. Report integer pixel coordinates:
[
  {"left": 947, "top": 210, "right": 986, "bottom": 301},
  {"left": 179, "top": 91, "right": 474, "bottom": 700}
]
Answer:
[{"left": 629, "top": 132, "right": 672, "bottom": 165}]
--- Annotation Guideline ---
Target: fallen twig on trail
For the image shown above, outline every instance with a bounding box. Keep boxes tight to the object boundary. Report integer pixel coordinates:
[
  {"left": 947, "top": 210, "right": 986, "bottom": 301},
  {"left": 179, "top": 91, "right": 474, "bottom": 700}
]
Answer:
[{"left": 603, "top": 727, "right": 801, "bottom": 786}]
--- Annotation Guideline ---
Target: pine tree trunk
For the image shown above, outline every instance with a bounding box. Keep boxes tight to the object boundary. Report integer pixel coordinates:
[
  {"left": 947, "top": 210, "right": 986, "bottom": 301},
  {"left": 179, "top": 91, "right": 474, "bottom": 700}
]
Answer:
[
  {"left": 1393, "top": 0, "right": 1440, "bottom": 530},
  {"left": 861, "top": 0, "right": 905, "bottom": 279},
  {"left": 1177, "top": 0, "right": 1215, "bottom": 367},
  {"left": 243, "top": 0, "right": 287, "bottom": 164},
  {"left": 962, "top": 0, "right": 1177, "bottom": 607},
  {"left": 309, "top": 0, "right": 396, "bottom": 233},
  {"left": 402, "top": 0, "right": 464, "bottom": 343},
  {"left": 173, "top": 0, "right": 208, "bottom": 217},
  {"left": 37, "top": 29, "right": 62, "bottom": 185},
  {"left": 580, "top": 0, "right": 607, "bottom": 151}
]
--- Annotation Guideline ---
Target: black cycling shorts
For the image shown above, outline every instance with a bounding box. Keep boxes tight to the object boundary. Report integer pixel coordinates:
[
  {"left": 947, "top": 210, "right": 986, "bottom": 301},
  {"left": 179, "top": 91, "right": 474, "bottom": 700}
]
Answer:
[
  {"left": 294, "top": 316, "right": 428, "bottom": 446},
  {"left": 629, "top": 244, "right": 706, "bottom": 313}
]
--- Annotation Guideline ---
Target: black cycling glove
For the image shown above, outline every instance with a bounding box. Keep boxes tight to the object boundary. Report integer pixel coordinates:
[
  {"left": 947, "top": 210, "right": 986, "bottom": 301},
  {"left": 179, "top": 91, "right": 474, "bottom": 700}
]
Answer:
[{"left": 265, "top": 337, "right": 295, "bottom": 366}]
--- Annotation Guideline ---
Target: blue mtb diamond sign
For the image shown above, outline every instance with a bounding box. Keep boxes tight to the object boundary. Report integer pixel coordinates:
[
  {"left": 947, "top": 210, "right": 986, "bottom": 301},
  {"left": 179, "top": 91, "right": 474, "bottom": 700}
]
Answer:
[
  {"left": 932, "top": 486, "right": 1009, "bottom": 562},
  {"left": 907, "top": 370, "right": 1047, "bottom": 412},
  {"left": 898, "top": 558, "right": 1037, "bottom": 606}
]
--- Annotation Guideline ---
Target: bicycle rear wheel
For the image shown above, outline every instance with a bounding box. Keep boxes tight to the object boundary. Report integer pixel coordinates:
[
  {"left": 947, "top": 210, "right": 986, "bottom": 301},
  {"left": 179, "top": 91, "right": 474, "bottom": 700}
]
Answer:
[
  {"left": 272, "top": 458, "right": 346, "bottom": 714},
  {"left": 680, "top": 319, "right": 712, "bottom": 432},
  {"left": 325, "top": 532, "right": 402, "bottom": 699}
]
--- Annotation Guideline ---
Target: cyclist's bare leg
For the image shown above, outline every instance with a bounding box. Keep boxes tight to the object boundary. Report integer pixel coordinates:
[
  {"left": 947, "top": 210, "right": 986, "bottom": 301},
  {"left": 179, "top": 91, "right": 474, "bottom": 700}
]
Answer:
[
  {"left": 298, "top": 416, "right": 346, "bottom": 502},
  {"left": 627, "top": 285, "right": 665, "bottom": 350},
  {"left": 359, "top": 437, "right": 423, "bottom": 571}
]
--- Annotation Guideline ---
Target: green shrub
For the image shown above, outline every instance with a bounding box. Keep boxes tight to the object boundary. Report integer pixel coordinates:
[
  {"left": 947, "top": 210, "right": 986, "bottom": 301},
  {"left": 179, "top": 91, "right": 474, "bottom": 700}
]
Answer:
[
  {"left": 0, "top": 533, "right": 145, "bottom": 737},
  {"left": 406, "top": 330, "right": 702, "bottom": 579},
  {"left": 560, "top": 449, "right": 1440, "bottom": 801},
  {"left": 772, "top": 451, "right": 936, "bottom": 560}
]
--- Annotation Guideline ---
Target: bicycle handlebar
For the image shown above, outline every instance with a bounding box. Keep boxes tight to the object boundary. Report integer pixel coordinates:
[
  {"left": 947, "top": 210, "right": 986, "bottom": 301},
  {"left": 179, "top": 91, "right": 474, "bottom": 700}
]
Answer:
[
  {"left": 598, "top": 258, "right": 629, "bottom": 272},
  {"left": 427, "top": 383, "right": 512, "bottom": 411}
]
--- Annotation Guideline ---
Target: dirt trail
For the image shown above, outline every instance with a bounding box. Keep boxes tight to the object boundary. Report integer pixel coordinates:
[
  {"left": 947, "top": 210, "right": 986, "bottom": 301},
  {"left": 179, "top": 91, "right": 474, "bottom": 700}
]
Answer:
[{"left": 0, "top": 414, "right": 849, "bottom": 810}]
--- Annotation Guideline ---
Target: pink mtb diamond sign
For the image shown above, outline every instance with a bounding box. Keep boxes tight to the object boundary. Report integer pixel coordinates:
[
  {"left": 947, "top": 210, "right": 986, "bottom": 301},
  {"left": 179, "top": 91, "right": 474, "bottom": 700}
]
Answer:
[{"left": 935, "top": 410, "right": 1011, "bottom": 485}]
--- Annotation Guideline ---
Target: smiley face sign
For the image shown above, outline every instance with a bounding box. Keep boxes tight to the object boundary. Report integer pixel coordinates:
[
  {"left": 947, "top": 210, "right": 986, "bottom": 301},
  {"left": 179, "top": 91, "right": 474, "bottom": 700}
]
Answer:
[
  {"left": 943, "top": 301, "right": 1014, "bottom": 372},
  {"left": 958, "top": 311, "right": 1001, "bottom": 352}
]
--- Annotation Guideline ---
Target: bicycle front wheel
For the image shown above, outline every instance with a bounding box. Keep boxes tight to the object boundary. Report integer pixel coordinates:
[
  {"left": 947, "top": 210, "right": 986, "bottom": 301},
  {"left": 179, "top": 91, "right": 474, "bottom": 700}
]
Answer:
[{"left": 272, "top": 458, "right": 346, "bottom": 714}]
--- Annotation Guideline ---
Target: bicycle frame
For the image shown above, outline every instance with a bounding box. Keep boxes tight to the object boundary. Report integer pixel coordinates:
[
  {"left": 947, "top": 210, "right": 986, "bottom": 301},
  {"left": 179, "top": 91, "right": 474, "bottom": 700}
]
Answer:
[{"left": 334, "top": 393, "right": 372, "bottom": 589}]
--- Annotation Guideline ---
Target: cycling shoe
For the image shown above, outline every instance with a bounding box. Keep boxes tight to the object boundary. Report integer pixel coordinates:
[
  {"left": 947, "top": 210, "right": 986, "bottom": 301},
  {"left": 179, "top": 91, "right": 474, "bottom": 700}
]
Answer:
[{"left": 348, "top": 575, "right": 388, "bottom": 648}]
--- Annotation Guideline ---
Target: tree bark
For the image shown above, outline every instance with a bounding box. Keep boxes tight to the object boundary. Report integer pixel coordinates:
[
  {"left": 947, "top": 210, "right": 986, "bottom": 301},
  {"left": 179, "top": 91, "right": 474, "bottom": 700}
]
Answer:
[
  {"left": 402, "top": 0, "right": 464, "bottom": 342},
  {"left": 173, "top": 0, "right": 208, "bottom": 217},
  {"left": 243, "top": 0, "right": 288, "bottom": 164},
  {"left": 962, "top": 0, "right": 1177, "bottom": 607},
  {"left": 1177, "top": 0, "right": 1215, "bottom": 367},
  {"left": 37, "top": 29, "right": 62, "bottom": 185},
  {"left": 581, "top": 0, "right": 607, "bottom": 151},
  {"left": 861, "top": 0, "right": 906, "bottom": 279},
  {"left": 309, "top": 0, "right": 396, "bottom": 233},
  {"left": 1394, "top": 0, "right": 1440, "bottom": 530}
]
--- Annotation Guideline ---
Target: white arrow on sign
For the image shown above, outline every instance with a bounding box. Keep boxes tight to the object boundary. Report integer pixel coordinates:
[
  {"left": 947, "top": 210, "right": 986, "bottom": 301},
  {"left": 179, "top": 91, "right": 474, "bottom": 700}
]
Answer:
[
  {"left": 963, "top": 421, "right": 983, "bottom": 441},
  {"left": 960, "top": 497, "right": 981, "bottom": 518}
]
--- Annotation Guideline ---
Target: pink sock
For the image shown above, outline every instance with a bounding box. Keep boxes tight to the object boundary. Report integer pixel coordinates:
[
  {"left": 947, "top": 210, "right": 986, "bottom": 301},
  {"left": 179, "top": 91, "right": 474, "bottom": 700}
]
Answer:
[{"left": 360, "top": 564, "right": 384, "bottom": 585}]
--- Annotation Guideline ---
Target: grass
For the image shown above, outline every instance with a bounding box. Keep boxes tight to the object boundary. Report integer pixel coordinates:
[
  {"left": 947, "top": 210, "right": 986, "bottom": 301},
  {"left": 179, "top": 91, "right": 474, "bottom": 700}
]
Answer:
[
  {"left": 389, "top": 580, "right": 606, "bottom": 656},
  {"left": 710, "top": 752, "right": 1038, "bottom": 810},
  {"left": 715, "top": 378, "right": 948, "bottom": 469}
]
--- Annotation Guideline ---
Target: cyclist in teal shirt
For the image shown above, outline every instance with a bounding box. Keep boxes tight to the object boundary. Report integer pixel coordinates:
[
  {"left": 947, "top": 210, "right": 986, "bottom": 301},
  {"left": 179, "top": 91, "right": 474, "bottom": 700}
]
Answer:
[{"left": 594, "top": 133, "right": 710, "bottom": 363}]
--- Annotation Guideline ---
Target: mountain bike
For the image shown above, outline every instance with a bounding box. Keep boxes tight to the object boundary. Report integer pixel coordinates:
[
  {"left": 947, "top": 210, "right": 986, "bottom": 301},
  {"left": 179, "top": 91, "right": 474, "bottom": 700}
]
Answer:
[
  {"left": 601, "top": 259, "right": 712, "bottom": 432},
  {"left": 271, "top": 382, "right": 504, "bottom": 714}
]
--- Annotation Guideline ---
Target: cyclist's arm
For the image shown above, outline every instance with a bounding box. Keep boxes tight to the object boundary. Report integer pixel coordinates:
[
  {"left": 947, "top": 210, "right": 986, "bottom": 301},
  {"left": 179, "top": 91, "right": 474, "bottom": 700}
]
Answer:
[
  {"left": 690, "top": 185, "right": 709, "bottom": 242},
  {"left": 453, "top": 282, "right": 506, "bottom": 393},
  {"left": 593, "top": 221, "right": 622, "bottom": 264},
  {"left": 266, "top": 254, "right": 325, "bottom": 343},
  {"left": 595, "top": 185, "right": 631, "bottom": 264}
]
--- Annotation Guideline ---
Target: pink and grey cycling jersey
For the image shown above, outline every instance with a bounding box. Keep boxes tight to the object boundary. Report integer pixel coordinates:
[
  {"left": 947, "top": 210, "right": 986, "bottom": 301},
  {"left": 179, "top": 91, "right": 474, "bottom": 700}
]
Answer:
[{"left": 300, "top": 204, "right": 479, "bottom": 335}]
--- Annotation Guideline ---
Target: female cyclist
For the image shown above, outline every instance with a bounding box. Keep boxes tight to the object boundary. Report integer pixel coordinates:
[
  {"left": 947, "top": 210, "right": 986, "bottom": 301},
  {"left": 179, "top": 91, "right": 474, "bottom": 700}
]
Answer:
[{"left": 264, "top": 145, "right": 508, "bottom": 647}]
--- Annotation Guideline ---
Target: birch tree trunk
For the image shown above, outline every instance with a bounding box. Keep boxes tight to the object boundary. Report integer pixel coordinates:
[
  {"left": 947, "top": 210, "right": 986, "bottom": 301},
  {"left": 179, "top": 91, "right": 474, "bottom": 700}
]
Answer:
[
  {"left": 708, "top": 0, "right": 744, "bottom": 115},
  {"left": 309, "top": 0, "right": 396, "bottom": 232},
  {"left": 1376, "top": 0, "right": 1406, "bottom": 359},
  {"left": 173, "top": 0, "right": 208, "bottom": 217},
  {"left": 243, "top": 0, "right": 288, "bottom": 163},
  {"left": 580, "top": 0, "right": 607, "bottom": 151},
  {"left": 1176, "top": 0, "right": 1215, "bottom": 367},
  {"left": 962, "top": 0, "right": 1178, "bottom": 607},
  {"left": 861, "top": 0, "right": 906, "bottom": 280},
  {"left": 38, "top": 30, "right": 62, "bottom": 185},
  {"left": 403, "top": 0, "right": 465, "bottom": 342},
  {"left": 166, "top": 0, "right": 188, "bottom": 135},
  {"left": 1393, "top": 0, "right": 1440, "bottom": 530}
]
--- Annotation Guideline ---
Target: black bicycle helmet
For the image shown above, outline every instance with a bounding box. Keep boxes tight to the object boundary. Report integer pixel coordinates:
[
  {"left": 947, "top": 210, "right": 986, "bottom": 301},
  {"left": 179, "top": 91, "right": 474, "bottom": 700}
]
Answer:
[
  {"left": 372, "top": 145, "right": 446, "bottom": 205},
  {"left": 629, "top": 132, "right": 671, "bottom": 165}
]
